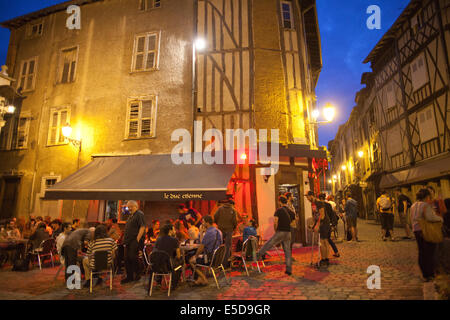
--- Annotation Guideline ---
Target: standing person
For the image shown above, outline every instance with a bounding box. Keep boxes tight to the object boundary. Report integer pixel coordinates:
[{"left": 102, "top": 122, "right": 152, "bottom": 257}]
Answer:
[
  {"left": 395, "top": 189, "right": 413, "bottom": 239},
  {"left": 410, "top": 188, "right": 443, "bottom": 282},
  {"left": 61, "top": 228, "right": 94, "bottom": 281},
  {"left": 257, "top": 195, "right": 294, "bottom": 275},
  {"left": 318, "top": 194, "right": 340, "bottom": 257},
  {"left": 285, "top": 192, "right": 299, "bottom": 259},
  {"left": 306, "top": 192, "right": 331, "bottom": 267},
  {"left": 121, "top": 200, "right": 146, "bottom": 284},
  {"left": 377, "top": 191, "right": 395, "bottom": 241},
  {"left": 214, "top": 199, "right": 238, "bottom": 268},
  {"left": 427, "top": 186, "right": 447, "bottom": 217},
  {"left": 344, "top": 193, "right": 359, "bottom": 242}
]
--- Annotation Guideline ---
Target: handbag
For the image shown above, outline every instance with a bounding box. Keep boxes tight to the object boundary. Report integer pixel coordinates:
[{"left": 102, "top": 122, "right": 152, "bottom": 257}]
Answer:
[{"left": 418, "top": 205, "right": 443, "bottom": 243}]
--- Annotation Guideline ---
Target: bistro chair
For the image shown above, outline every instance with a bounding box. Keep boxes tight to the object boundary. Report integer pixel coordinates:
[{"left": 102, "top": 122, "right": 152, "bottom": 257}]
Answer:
[
  {"left": 142, "top": 244, "right": 153, "bottom": 275},
  {"left": 194, "top": 244, "right": 229, "bottom": 289},
  {"left": 232, "top": 236, "right": 265, "bottom": 276},
  {"left": 149, "top": 250, "right": 179, "bottom": 297},
  {"left": 89, "top": 250, "right": 113, "bottom": 293},
  {"left": 31, "top": 238, "right": 55, "bottom": 270}
]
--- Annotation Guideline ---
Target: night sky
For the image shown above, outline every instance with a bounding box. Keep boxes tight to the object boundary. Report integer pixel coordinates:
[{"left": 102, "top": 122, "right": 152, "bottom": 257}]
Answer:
[{"left": 0, "top": 0, "right": 411, "bottom": 147}]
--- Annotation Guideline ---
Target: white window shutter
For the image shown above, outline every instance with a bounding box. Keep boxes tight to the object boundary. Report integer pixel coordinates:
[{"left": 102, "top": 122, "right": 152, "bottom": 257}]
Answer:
[
  {"left": 141, "top": 100, "right": 153, "bottom": 136},
  {"left": 128, "top": 102, "right": 140, "bottom": 138}
]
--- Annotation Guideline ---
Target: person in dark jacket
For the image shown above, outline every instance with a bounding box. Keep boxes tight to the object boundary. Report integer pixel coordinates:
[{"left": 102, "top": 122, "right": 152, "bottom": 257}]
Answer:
[
  {"left": 214, "top": 200, "right": 238, "bottom": 268},
  {"left": 29, "top": 222, "right": 50, "bottom": 250}
]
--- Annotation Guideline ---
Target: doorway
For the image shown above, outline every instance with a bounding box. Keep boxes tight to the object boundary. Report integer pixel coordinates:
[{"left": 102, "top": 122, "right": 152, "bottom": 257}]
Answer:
[{"left": 0, "top": 177, "right": 20, "bottom": 220}]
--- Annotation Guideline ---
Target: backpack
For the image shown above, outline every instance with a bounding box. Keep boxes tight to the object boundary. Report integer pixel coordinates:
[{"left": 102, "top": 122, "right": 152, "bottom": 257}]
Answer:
[
  {"left": 379, "top": 196, "right": 392, "bottom": 210},
  {"left": 324, "top": 202, "right": 338, "bottom": 226}
]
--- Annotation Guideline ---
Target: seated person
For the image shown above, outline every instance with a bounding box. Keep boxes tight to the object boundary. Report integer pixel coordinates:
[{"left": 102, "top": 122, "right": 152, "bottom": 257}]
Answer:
[
  {"left": 56, "top": 222, "right": 72, "bottom": 265},
  {"left": 106, "top": 218, "right": 122, "bottom": 242},
  {"left": 50, "top": 219, "right": 63, "bottom": 239},
  {"left": 189, "top": 215, "right": 223, "bottom": 286},
  {"left": 174, "top": 220, "right": 189, "bottom": 242},
  {"left": 178, "top": 204, "right": 202, "bottom": 228},
  {"left": 147, "top": 220, "right": 160, "bottom": 242},
  {"left": 29, "top": 222, "right": 50, "bottom": 250},
  {"left": 153, "top": 224, "right": 182, "bottom": 290},
  {"left": 243, "top": 219, "right": 258, "bottom": 243},
  {"left": 6, "top": 219, "right": 22, "bottom": 239},
  {"left": 236, "top": 214, "right": 249, "bottom": 235},
  {"left": 82, "top": 224, "right": 117, "bottom": 287},
  {"left": 187, "top": 219, "right": 199, "bottom": 241}
]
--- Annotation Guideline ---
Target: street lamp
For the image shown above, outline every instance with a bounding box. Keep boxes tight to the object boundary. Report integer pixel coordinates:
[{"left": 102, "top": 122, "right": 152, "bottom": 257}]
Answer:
[
  {"left": 310, "top": 103, "right": 336, "bottom": 125},
  {"left": 194, "top": 38, "right": 207, "bottom": 51},
  {"left": 341, "top": 165, "right": 347, "bottom": 171},
  {"left": 358, "top": 150, "right": 364, "bottom": 158},
  {"left": 62, "top": 123, "right": 82, "bottom": 151}
]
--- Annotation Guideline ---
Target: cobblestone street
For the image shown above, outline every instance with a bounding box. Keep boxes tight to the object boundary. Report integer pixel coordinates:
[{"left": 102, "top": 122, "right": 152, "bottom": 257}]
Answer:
[{"left": 0, "top": 219, "right": 426, "bottom": 300}]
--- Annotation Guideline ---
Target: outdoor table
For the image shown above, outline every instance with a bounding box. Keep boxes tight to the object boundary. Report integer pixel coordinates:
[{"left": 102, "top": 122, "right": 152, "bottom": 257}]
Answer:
[
  {"left": 180, "top": 243, "right": 200, "bottom": 281},
  {"left": 0, "top": 239, "right": 29, "bottom": 267}
]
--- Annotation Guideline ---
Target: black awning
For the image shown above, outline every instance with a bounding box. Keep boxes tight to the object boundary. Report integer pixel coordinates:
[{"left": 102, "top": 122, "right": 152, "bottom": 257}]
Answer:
[
  {"left": 44, "top": 153, "right": 235, "bottom": 201},
  {"left": 379, "top": 155, "right": 450, "bottom": 189}
]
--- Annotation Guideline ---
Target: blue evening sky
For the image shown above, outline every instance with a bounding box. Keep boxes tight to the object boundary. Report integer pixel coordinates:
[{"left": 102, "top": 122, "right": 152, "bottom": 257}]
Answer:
[{"left": 0, "top": 0, "right": 411, "bottom": 147}]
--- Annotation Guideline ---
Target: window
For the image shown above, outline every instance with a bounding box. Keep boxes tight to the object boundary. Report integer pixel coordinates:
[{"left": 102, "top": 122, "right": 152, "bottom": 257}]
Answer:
[
  {"left": 281, "top": 1, "right": 294, "bottom": 29},
  {"left": 58, "top": 47, "right": 78, "bottom": 84},
  {"left": 18, "top": 57, "right": 38, "bottom": 92},
  {"left": 139, "top": 0, "right": 161, "bottom": 10},
  {"left": 47, "top": 108, "right": 70, "bottom": 146},
  {"left": 411, "top": 54, "right": 428, "bottom": 91},
  {"left": 27, "top": 22, "right": 43, "bottom": 38},
  {"left": 132, "top": 32, "right": 160, "bottom": 72},
  {"left": 0, "top": 116, "right": 13, "bottom": 150},
  {"left": 15, "top": 117, "right": 31, "bottom": 149},
  {"left": 126, "top": 97, "right": 157, "bottom": 139},
  {"left": 418, "top": 105, "right": 438, "bottom": 143}
]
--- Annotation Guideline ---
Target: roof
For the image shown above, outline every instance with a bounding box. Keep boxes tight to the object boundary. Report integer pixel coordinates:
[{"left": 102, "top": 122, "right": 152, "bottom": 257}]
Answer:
[
  {"left": 363, "top": 0, "right": 422, "bottom": 65},
  {"left": 0, "top": 0, "right": 102, "bottom": 29}
]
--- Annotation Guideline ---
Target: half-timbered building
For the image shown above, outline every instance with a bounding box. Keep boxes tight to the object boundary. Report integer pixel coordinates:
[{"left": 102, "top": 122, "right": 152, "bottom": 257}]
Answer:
[
  {"left": 0, "top": 0, "right": 325, "bottom": 245},
  {"left": 330, "top": 0, "right": 450, "bottom": 219}
]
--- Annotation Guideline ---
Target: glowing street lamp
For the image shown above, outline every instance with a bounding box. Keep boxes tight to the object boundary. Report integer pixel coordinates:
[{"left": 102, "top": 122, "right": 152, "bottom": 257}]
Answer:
[
  {"left": 6, "top": 105, "right": 15, "bottom": 114},
  {"left": 341, "top": 165, "right": 347, "bottom": 171},
  {"left": 332, "top": 175, "right": 337, "bottom": 180},
  {"left": 194, "top": 38, "right": 207, "bottom": 51},
  {"left": 358, "top": 150, "right": 364, "bottom": 158},
  {"left": 62, "top": 123, "right": 82, "bottom": 151},
  {"left": 312, "top": 109, "right": 320, "bottom": 120},
  {"left": 323, "top": 104, "right": 336, "bottom": 122}
]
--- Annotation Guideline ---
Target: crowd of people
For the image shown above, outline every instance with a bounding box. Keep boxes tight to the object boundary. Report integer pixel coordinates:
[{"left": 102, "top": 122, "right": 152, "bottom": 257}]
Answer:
[{"left": 1, "top": 185, "right": 448, "bottom": 289}]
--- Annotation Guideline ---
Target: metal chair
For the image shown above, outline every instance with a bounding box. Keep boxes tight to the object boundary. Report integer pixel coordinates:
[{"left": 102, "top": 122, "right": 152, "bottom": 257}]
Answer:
[
  {"left": 149, "top": 250, "right": 176, "bottom": 297},
  {"left": 89, "top": 250, "right": 113, "bottom": 293},
  {"left": 232, "top": 236, "right": 265, "bottom": 276},
  {"left": 142, "top": 244, "right": 153, "bottom": 275},
  {"left": 31, "top": 238, "right": 55, "bottom": 270},
  {"left": 194, "top": 244, "right": 229, "bottom": 289}
]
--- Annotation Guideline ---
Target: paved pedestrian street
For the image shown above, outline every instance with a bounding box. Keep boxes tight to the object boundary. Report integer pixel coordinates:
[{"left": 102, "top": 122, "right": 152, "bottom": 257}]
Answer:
[{"left": 0, "top": 219, "right": 429, "bottom": 300}]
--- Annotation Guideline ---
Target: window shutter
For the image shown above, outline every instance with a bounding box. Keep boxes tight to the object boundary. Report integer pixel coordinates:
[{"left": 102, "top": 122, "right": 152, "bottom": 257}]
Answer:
[
  {"left": 141, "top": 100, "right": 153, "bottom": 136},
  {"left": 49, "top": 112, "right": 58, "bottom": 145},
  {"left": 134, "top": 37, "right": 146, "bottom": 71},
  {"left": 58, "top": 111, "right": 68, "bottom": 143},
  {"left": 16, "top": 118, "right": 29, "bottom": 149},
  {"left": 26, "top": 60, "right": 35, "bottom": 90},
  {"left": 128, "top": 102, "right": 140, "bottom": 138}
]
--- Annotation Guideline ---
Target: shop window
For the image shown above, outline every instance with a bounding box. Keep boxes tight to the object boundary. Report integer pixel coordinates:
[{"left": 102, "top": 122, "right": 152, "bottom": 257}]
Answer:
[
  {"left": 281, "top": 1, "right": 294, "bottom": 29},
  {"left": 132, "top": 32, "right": 160, "bottom": 72},
  {"left": 18, "top": 57, "right": 38, "bottom": 92}
]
